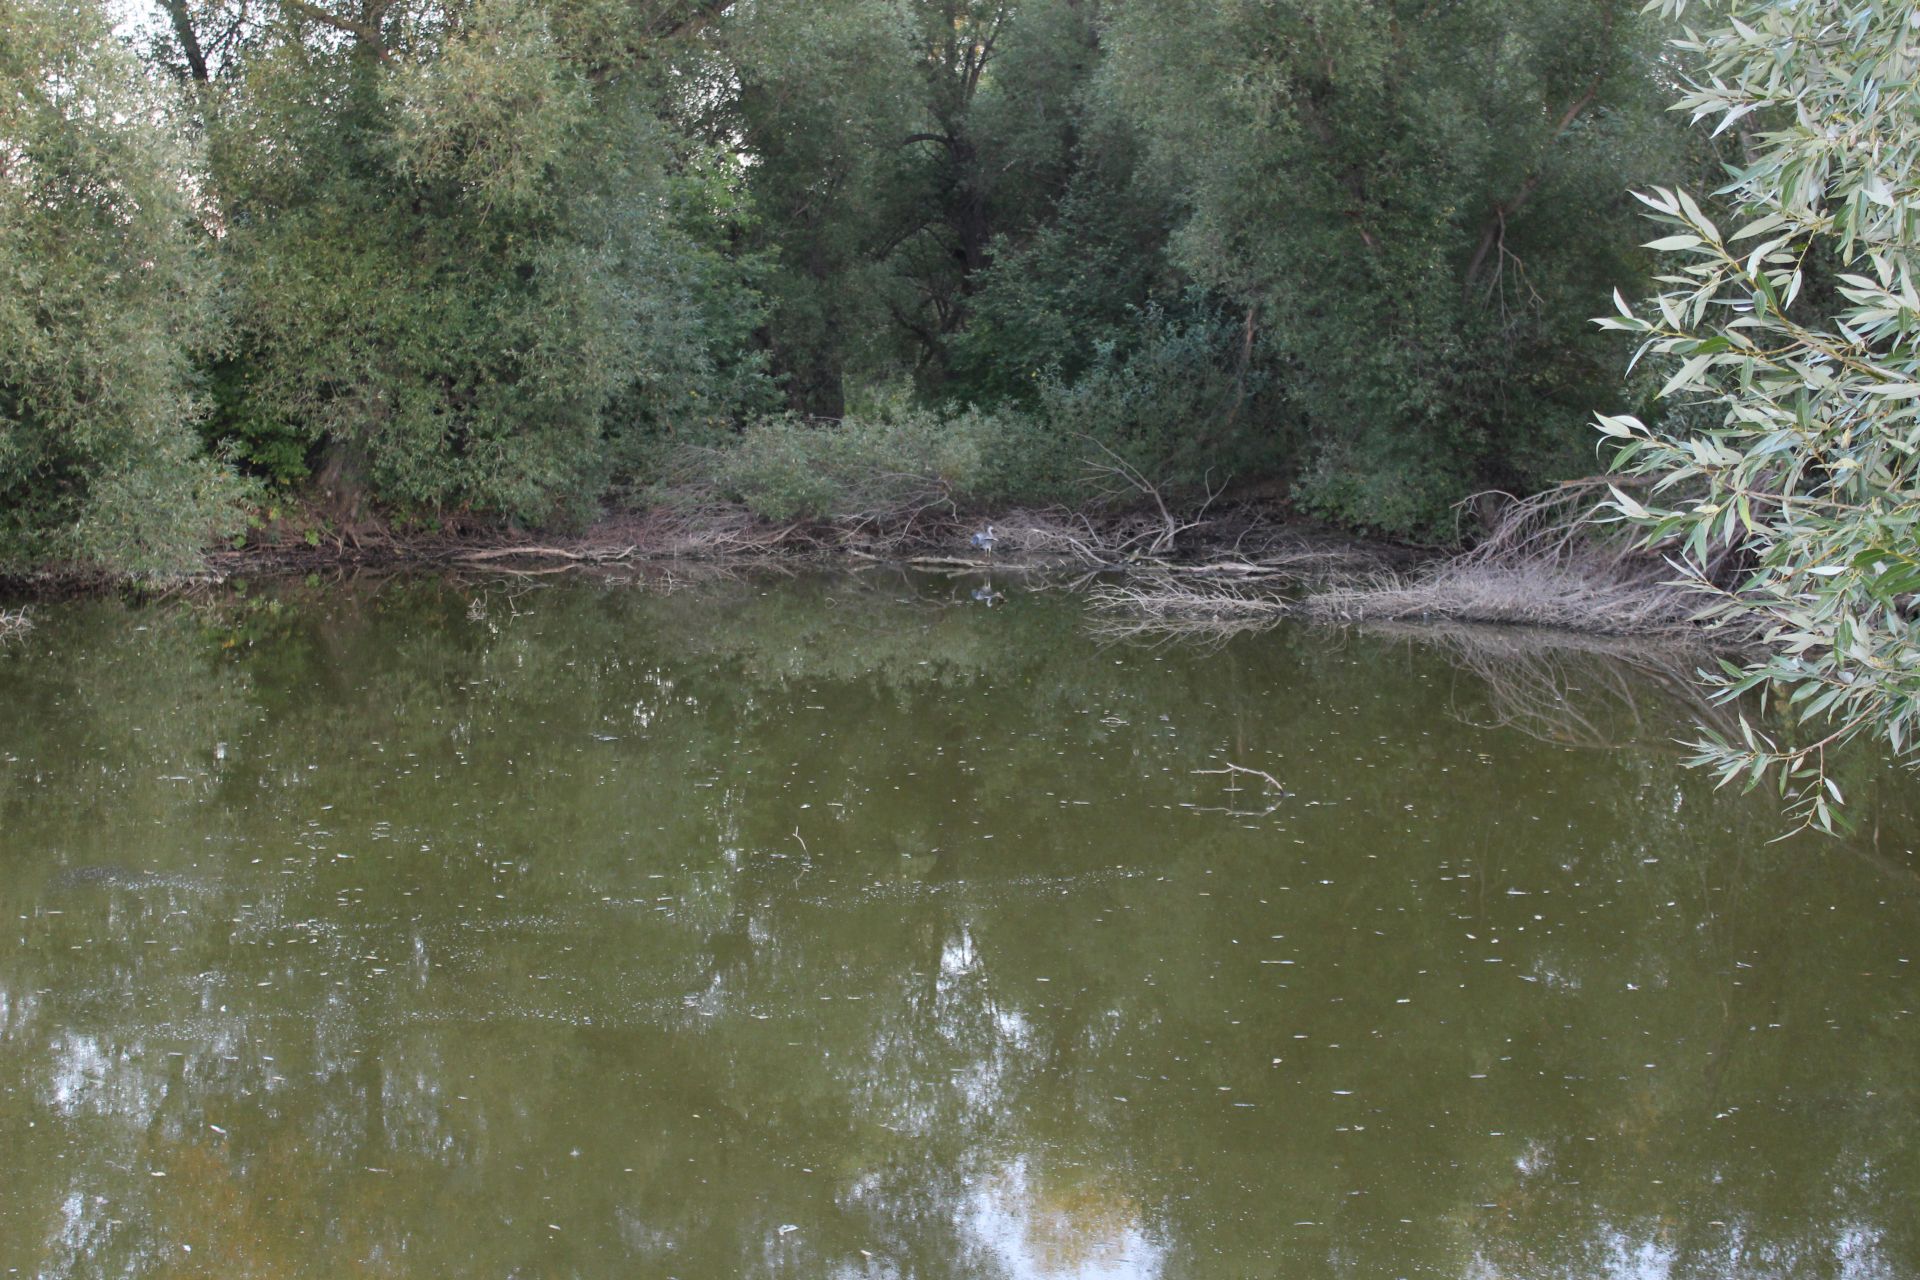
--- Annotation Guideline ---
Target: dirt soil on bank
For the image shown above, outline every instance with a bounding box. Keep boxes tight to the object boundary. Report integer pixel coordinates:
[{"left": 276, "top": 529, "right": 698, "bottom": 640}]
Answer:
[{"left": 0, "top": 500, "right": 1412, "bottom": 596}]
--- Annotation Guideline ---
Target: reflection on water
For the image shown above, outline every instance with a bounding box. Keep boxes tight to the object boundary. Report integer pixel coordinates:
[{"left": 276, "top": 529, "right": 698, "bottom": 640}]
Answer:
[{"left": 0, "top": 572, "right": 1916, "bottom": 1278}]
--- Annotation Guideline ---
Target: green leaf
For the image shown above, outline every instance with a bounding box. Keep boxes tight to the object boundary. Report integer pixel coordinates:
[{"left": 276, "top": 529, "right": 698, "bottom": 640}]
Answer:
[{"left": 1608, "top": 485, "right": 1651, "bottom": 520}]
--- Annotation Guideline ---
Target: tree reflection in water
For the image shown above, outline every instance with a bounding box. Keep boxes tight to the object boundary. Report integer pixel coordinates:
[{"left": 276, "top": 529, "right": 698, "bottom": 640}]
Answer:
[{"left": 0, "top": 573, "right": 1915, "bottom": 1278}]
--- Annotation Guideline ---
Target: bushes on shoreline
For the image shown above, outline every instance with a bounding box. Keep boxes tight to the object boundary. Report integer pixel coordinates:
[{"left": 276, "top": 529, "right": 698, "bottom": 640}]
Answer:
[
  {"left": 0, "top": 0, "right": 248, "bottom": 575},
  {"left": 4, "top": 0, "right": 1708, "bottom": 576}
]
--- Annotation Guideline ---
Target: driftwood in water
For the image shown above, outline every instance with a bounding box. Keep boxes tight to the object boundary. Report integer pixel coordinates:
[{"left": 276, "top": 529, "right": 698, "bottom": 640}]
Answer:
[{"left": 1088, "top": 480, "right": 1742, "bottom": 644}]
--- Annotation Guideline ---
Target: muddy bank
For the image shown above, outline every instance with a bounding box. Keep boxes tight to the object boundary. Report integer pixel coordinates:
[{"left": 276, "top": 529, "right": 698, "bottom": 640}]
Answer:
[
  {"left": 0, "top": 499, "right": 1407, "bottom": 595},
  {"left": 0, "top": 488, "right": 1725, "bottom": 652}
]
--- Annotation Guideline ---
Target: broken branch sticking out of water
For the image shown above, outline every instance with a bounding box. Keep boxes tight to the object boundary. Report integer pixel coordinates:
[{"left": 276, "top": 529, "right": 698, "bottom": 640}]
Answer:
[
  {"left": 1193, "top": 762, "right": 1289, "bottom": 816},
  {"left": 455, "top": 544, "right": 638, "bottom": 564}
]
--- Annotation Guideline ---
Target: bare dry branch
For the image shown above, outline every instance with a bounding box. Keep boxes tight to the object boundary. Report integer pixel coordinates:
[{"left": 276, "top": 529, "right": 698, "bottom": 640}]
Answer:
[
  {"left": 1075, "top": 435, "right": 1221, "bottom": 558},
  {"left": 1192, "top": 762, "right": 1289, "bottom": 816}
]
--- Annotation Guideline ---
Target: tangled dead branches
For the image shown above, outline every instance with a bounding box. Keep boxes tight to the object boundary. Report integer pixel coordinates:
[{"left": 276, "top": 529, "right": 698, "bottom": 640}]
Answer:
[
  {"left": 1304, "top": 481, "right": 1747, "bottom": 637},
  {"left": 1078, "top": 435, "right": 1223, "bottom": 558},
  {"left": 1089, "top": 482, "right": 1735, "bottom": 642},
  {"left": 1303, "top": 559, "right": 1699, "bottom": 635},
  {"left": 1085, "top": 574, "right": 1292, "bottom": 643}
]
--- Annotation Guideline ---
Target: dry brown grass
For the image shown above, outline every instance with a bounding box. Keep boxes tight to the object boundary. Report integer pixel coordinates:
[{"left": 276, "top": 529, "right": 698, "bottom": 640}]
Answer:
[{"left": 0, "top": 606, "right": 31, "bottom": 639}]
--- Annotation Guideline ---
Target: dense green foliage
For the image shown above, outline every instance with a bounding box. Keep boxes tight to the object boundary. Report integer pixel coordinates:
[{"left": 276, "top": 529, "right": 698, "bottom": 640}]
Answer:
[
  {"left": 1600, "top": 0, "right": 1920, "bottom": 831},
  {"left": 0, "top": 0, "right": 246, "bottom": 572},
  {"left": 203, "top": 0, "right": 768, "bottom": 526},
  {"left": 1103, "top": 0, "right": 1691, "bottom": 533},
  {"left": 4, "top": 0, "right": 1717, "bottom": 571}
]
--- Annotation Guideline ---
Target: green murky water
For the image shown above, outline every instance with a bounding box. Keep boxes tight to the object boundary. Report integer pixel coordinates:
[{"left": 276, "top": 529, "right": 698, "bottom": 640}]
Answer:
[{"left": 1, "top": 573, "right": 1916, "bottom": 1279}]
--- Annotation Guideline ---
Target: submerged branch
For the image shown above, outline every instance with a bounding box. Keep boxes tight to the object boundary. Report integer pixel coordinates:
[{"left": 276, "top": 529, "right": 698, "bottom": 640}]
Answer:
[{"left": 1191, "top": 762, "right": 1290, "bottom": 817}]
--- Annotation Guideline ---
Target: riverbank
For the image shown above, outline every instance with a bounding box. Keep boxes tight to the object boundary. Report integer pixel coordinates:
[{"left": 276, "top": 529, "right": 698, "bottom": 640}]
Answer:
[
  {"left": 0, "top": 486, "right": 1725, "bottom": 647},
  {"left": 0, "top": 496, "right": 1402, "bottom": 588}
]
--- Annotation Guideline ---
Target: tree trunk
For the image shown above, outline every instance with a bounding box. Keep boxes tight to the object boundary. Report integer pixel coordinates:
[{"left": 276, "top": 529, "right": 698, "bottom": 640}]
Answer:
[{"left": 160, "top": 0, "right": 210, "bottom": 82}]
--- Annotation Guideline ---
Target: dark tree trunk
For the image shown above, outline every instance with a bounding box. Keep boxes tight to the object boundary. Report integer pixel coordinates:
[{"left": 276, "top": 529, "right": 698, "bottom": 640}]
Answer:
[{"left": 160, "top": 0, "right": 210, "bottom": 82}]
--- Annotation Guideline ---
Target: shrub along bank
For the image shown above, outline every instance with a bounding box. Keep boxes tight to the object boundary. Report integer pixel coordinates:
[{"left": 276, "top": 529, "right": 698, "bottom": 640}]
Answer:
[{"left": 3, "top": 0, "right": 1712, "bottom": 581}]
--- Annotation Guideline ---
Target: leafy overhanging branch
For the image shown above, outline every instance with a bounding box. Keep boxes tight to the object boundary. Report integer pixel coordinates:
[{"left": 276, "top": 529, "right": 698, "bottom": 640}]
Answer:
[{"left": 1598, "top": 0, "right": 1920, "bottom": 833}]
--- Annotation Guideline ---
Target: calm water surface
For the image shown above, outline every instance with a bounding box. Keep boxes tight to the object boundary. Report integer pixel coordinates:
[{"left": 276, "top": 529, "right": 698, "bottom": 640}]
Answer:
[{"left": 0, "top": 573, "right": 1915, "bottom": 1278}]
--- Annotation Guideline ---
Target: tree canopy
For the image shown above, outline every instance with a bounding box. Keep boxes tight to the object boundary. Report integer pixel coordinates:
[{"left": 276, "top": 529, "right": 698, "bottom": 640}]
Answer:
[
  {"left": 5, "top": 0, "right": 1714, "bottom": 571},
  {"left": 1, "top": 0, "right": 245, "bottom": 572}
]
